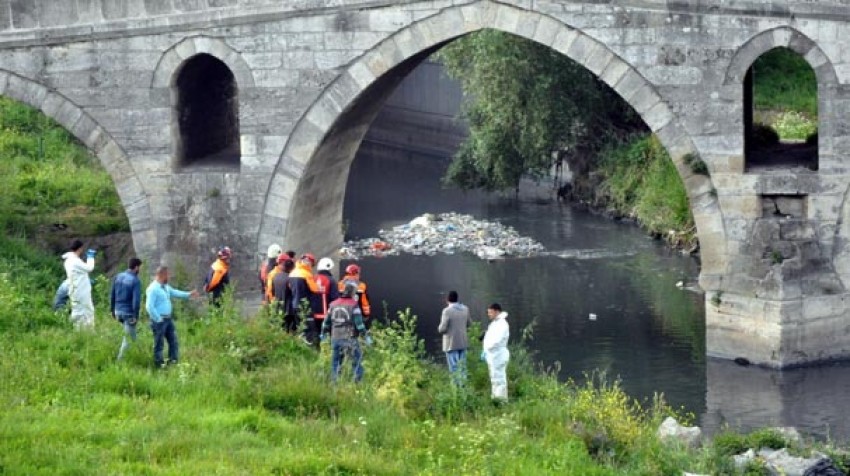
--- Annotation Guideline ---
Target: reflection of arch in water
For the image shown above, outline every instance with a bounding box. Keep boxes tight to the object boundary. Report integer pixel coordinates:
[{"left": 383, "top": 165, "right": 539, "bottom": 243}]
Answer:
[
  {"left": 259, "top": 1, "right": 723, "bottom": 281},
  {"left": 0, "top": 70, "right": 155, "bottom": 260}
]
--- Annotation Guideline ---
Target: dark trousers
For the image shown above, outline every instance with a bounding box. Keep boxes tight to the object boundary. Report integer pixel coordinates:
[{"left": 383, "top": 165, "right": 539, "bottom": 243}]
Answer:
[{"left": 151, "top": 318, "right": 178, "bottom": 366}]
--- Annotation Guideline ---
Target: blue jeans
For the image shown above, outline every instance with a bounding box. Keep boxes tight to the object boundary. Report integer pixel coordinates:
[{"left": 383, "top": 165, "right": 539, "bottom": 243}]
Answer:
[
  {"left": 331, "top": 338, "right": 363, "bottom": 383},
  {"left": 116, "top": 314, "right": 137, "bottom": 360},
  {"left": 151, "top": 318, "right": 178, "bottom": 366},
  {"left": 445, "top": 349, "right": 467, "bottom": 385}
]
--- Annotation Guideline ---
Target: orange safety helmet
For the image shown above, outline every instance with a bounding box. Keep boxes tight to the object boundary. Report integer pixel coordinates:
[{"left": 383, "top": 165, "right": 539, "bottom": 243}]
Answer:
[
  {"left": 301, "top": 253, "right": 316, "bottom": 266},
  {"left": 345, "top": 264, "right": 361, "bottom": 275}
]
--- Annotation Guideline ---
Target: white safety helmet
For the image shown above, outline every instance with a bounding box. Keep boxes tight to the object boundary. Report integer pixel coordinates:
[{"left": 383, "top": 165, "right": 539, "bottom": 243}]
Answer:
[
  {"left": 267, "top": 243, "right": 282, "bottom": 259},
  {"left": 317, "top": 257, "right": 334, "bottom": 272}
]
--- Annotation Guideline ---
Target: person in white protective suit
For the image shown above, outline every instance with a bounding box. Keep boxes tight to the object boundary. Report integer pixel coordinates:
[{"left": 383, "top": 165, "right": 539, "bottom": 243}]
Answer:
[
  {"left": 61, "top": 239, "right": 96, "bottom": 329},
  {"left": 481, "top": 303, "right": 510, "bottom": 401}
]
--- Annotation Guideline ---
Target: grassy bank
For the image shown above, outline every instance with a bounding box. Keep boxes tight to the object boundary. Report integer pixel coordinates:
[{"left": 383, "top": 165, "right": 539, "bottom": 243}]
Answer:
[
  {"left": 579, "top": 135, "right": 696, "bottom": 250},
  {"left": 2, "top": 241, "right": 849, "bottom": 474},
  {"left": 752, "top": 47, "right": 818, "bottom": 141},
  {"left": 0, "top": 97, "right": 128, "bottom": 239}
]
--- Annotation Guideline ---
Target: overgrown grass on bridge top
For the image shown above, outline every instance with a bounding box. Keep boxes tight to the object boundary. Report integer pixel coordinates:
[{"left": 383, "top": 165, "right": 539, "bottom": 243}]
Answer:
[
  {"left": 3, "top": 244, "right": 848, "bottom": 474},
  {"left": 0, "top": 97, "right": 128, "bottom": 237}
]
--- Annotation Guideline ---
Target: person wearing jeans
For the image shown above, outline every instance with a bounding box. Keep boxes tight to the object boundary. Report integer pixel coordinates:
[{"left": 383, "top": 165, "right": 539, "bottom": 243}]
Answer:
[
  {"left": 438, "top": 291, "right": 471, "bottom": 386},
  {"left": 110, "top": 257, "right": 143, "bottom": 360},
  {"left": 320, "top": 281, "right": 372, "bottom": 383},
  {"left": 145, "top": 266, "right": 198, "bottom": 367}
]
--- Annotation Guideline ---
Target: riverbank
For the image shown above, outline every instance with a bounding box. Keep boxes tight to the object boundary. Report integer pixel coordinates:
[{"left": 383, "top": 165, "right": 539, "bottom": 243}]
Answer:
[{"left": 2, "top": 243, "right": 848, "bottom": 473}]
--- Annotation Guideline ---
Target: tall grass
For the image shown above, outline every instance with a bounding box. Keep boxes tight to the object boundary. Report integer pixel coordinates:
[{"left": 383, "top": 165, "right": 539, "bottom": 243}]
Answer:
[
  {"left": 3, "top": 237, "right": 847, "bottom": 474},
  {"left": 0, "top": 97, "right": 127, "bottom": 237},
  {"left": 595, "top": 135, "right": 696, "bottom": 247}
]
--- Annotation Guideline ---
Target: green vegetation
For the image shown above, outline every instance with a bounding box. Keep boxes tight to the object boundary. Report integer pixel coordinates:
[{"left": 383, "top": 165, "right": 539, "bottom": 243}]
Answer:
[
  {"left": 752, "top": 47, "right": 818, "bottom": 141},
  {"left": 595, "top": 135, "right": 696, "bottom": 248},
  {"left": 437, "top": 30, "right": 644, "bottom": 194},
  {"left": 0, "top": 97, "right": 128, "bottom": 238},
  {"left": 2, "top": 242, "right": 849, "bottom": 473}
]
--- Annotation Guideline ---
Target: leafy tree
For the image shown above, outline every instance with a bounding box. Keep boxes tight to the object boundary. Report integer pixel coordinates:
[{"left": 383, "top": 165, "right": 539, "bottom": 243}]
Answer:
[{"left": 437, "top": 29, "right": 645, "bottom": 194}]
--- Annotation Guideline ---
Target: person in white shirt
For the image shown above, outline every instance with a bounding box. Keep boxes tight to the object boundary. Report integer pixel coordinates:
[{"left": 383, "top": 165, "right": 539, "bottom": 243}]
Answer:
[
  {"left": 481, "top": 303, "right": 510, "bottom": 401},
  {"left": 61, "top": 239, "right": 96, "bottom": 329}
]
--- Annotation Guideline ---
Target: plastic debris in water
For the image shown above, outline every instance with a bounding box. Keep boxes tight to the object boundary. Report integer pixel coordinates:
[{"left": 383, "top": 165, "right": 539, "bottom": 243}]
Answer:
[
  {"left": 341, "top": 212, "right": 545, "bottom": 260},
  {"left": 589, "top": 313, "right": 597, "bottom": 321}
]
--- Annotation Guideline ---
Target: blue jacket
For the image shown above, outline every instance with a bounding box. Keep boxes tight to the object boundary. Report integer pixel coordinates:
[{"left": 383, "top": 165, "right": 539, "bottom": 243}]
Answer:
[
  {"left": 146, "top": 281, "right": 191, "bottom": 323},
  {"left": 110, "top": 270, "right": 141, "bottom": 318}
]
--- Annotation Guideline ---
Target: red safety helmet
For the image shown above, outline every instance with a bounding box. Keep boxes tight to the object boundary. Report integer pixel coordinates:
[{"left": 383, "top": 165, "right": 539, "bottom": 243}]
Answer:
[
  {"left": 345, "top": 264, "right": 361, "bottom": 275},
  {"left": 276, "top": 253, "right": 290, "bottom": 264},
  {"left": 301, "top": 253, "right": 316, "bottom": 265}
]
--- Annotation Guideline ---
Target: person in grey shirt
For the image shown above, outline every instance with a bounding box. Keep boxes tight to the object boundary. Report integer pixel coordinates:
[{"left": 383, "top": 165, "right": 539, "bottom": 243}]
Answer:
[{"left": 438, "top": 290, "right": 471, "bottom": 386}]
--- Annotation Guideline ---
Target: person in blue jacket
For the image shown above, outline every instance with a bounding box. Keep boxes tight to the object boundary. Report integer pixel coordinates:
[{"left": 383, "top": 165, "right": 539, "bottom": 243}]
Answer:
[
  {"left": 146, "top": 265, "right": 198, "bottom": 367},
  {"left": 110, "top": 257, "right": 143, "bottom": 360}
]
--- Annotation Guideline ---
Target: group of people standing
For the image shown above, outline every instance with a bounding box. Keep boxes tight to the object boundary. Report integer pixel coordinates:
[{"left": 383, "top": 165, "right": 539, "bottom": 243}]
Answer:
[
  {"left": 57, "top": 240, "right": 223, "bottom": 367},
  {"left": 56, "top": 239, "right": 511, "bottom": 394},
  {"left": 438, "top": 291, "right": 511, "bottom": 401},
  {"left": 259, "top": 243, "right": 375, "bottom": 382}
]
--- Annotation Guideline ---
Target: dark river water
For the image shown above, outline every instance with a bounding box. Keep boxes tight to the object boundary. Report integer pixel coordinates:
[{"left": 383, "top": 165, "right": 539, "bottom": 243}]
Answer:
[{"left": 342, "top": 143, "right": 850, "bottom": 442}]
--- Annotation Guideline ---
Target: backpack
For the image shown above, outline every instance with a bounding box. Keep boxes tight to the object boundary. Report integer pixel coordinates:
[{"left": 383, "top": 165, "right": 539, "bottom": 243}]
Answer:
[{"left": 330, "top": 304, "right": 353, "bottom": 328}]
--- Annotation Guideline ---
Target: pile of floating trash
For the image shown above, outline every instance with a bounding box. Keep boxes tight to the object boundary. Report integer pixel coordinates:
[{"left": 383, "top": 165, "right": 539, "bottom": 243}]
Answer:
[{"left": 341, "top": 212, "right": 546, "bottom": 260}]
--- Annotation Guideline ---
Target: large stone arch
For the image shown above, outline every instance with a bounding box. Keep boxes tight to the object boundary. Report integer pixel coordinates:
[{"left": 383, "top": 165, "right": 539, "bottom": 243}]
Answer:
[
  {"left": 259, "top": 0, "right": 724, "bottom": 283},
  {"left": 0, "top": 70, "right": 156, "bottom": 261}
]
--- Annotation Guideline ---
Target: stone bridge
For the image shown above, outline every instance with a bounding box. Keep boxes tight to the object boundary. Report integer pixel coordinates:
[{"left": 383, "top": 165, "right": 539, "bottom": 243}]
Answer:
[{"left": 2, "top": 0, "right": 850, "bottom": 367}]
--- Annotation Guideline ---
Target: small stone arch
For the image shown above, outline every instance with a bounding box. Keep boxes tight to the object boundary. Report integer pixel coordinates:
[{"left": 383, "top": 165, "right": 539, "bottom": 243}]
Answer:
[
  {"left": 724, "top": 27, "right": 838, "bottom": 87},
  {"left": 259, "top": 0, "right": 724, "bottom": 282},
  {"left": 724, "top": 27, "right": 839, "bottom": 172},
  {"left": 151, "top": 36, "right": 255, "bottom": 89},
  {"left": 0, "top": 70, "right": 156, "bottom": 261},
  {"left": 152, "top": 36, "right": 254, "bottom": 169}
]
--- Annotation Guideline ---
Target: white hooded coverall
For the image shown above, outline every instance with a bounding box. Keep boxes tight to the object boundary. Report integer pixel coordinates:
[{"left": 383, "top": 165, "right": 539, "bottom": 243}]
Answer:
[
  {"left": 62, "top": 251, "right": 95, "bottom": 329},
  {"left": 483, "top": 311, "right": 510, "bottom": 400}
]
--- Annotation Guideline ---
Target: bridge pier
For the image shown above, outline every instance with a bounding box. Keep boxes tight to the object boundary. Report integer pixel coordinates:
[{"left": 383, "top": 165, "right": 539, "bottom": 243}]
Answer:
[{"left": 3, "top": 0, "right": 850, "bottom": 367}]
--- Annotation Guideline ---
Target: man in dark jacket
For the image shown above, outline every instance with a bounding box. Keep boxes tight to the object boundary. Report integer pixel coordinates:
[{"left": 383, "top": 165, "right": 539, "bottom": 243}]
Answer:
[
  {"left": 271, "top": 256, "right": 297, "bottom": 333},
  {"left": 288, "top": 253, "right": 320, "bottom": 344},
  {"left": 110, "top": 257, "right": 143, "bottom": 360}
]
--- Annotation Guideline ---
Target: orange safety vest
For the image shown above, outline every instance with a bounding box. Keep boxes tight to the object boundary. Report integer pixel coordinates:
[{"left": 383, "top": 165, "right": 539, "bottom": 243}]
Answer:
[{"left": 338, "top": 274, "right": 370, "bottom": 316}]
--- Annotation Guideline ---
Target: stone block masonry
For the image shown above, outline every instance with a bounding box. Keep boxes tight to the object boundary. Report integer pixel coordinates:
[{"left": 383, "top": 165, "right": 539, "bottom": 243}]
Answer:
[{"left": 1, "top": 0, "right": 850, "bottom": 367}]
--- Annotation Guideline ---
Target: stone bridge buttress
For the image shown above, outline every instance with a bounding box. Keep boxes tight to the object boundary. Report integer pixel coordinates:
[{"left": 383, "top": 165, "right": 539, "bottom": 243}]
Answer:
[{"left": 2, "top": 0, "right": 850, "bottom": 367}]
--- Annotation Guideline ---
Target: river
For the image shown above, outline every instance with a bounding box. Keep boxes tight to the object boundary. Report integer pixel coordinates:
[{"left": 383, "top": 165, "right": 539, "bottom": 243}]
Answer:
[{"left": 342, "top": 142, "right": 850, "bottom": 442}]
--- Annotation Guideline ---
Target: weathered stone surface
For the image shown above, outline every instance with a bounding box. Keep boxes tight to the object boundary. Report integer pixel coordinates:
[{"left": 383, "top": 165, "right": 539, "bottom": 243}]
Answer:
[{"left": 0, "top": 1, "right": 848, "bottom": 366}]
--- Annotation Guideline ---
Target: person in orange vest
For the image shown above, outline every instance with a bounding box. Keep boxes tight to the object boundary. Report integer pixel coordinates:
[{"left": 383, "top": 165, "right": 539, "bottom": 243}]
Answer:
[
  {"left": 338, "top": 263, "right": 376, "bottom": 328},
  {"left": 259, "top": 244, "right": 282, "bottom": 303},
  {"left": 315, "top": 258, "right": 340, "bottom": 325},
  {"left": 265, "top": 253, "right": 289, "bottom": 304},
  {"left": 289, "top": 253, "right": 321, "bottom": 344},
  {"left": 204, "top": 246, "right": 232, "bottom": 306}
]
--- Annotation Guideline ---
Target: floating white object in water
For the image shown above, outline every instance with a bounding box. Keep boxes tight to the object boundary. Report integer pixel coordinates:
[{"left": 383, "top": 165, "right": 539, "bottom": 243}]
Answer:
[
  {"left": 589, "top": 313, "right": 597, "bottom": 321},
  {"left": 676, "top": 281, "right": 684, "bottom": 288}
]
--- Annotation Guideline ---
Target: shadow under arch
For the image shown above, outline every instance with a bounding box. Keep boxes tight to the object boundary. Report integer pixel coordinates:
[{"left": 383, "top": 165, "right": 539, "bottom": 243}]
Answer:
[
  {"left": 260, "top": 0, "right": 724, "bottom": 281},
  {"left": 0, "top": 70, "right": 156, "bottom": 261}
]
